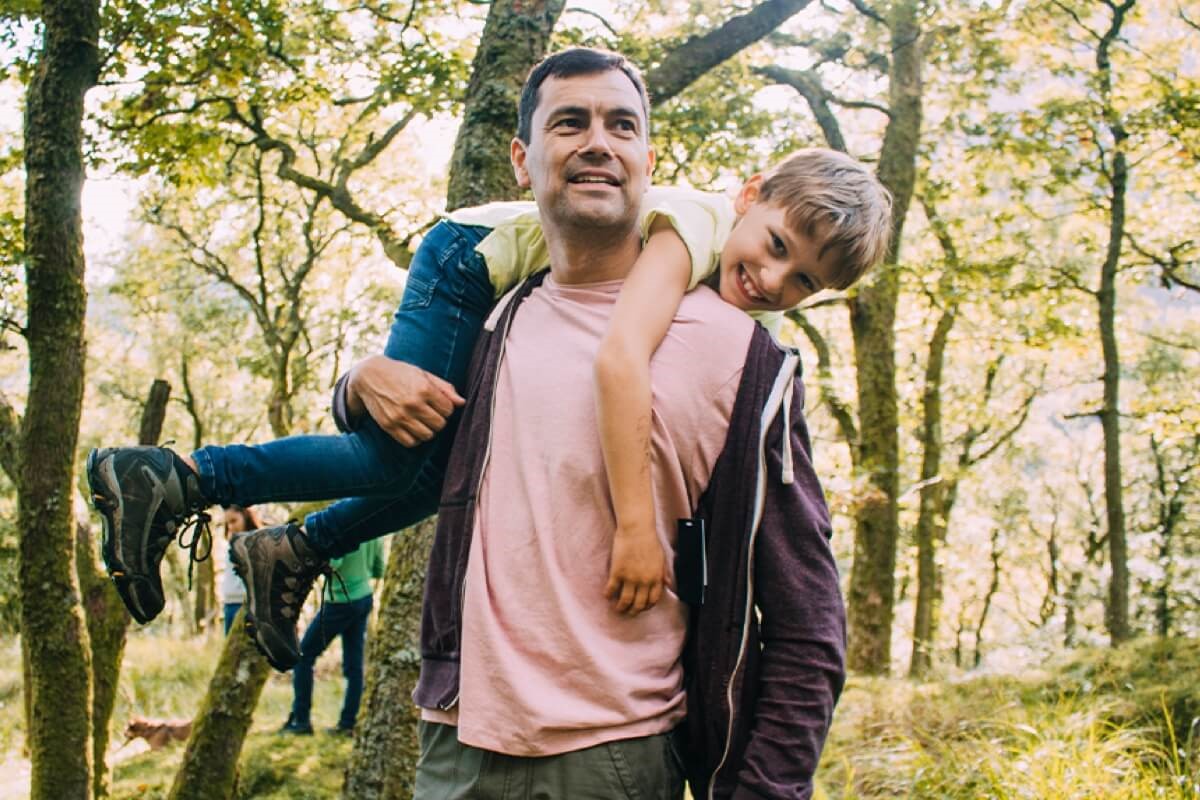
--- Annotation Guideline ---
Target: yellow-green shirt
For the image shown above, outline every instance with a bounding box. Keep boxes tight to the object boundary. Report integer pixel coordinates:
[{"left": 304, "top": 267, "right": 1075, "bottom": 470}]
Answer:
[{"left": 446, "top": 186, "right": 782, "bottom": 334}]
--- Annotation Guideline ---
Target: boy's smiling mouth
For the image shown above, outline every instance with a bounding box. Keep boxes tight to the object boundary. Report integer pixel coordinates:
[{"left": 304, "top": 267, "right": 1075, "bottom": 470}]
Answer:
[{"left": 738, "top": 263, "right": 767, "bottom": 304}]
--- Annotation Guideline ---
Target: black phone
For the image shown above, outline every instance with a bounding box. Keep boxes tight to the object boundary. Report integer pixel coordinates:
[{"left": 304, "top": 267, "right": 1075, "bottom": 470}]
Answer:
[{"left": 675, "top": 518, "right": 707, "bottom": 607}]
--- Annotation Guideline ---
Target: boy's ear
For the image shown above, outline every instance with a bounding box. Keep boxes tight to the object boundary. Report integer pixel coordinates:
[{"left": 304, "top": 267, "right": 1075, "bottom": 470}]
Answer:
[
  {"left": 511, "top": 137, "right": 531, "bottom": 188},
  {"left": 734, "top": 174, "right": 764, "bottom": 215}
]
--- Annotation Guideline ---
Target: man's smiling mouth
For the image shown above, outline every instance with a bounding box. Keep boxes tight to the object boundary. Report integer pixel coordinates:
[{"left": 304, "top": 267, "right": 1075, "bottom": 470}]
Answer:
[{"left": 568, "top": 173, "right": 620, "bottom": 186}]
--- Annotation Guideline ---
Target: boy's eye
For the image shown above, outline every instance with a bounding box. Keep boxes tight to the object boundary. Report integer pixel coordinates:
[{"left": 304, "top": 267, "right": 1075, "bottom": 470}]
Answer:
[
  {"left": 795, "top": 273, "right": 816, "bottom": 292},
  {"left": 770, "top": 234, "right": 787, "bottom": 255}
]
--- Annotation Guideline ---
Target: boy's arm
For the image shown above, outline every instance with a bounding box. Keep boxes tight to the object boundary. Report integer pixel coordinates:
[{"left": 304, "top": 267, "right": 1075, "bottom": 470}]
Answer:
[
  {"left": 735, "top": 373, "right": 846, "bottom": 798},
  {"left": 595, "top": 218, "right": 691, "bottom": 615}
]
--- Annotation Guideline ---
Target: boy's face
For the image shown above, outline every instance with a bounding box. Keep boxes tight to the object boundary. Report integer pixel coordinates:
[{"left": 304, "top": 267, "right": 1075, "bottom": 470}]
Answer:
[{"left": 717, "top": 176, "right": 840, "bottom": 313}]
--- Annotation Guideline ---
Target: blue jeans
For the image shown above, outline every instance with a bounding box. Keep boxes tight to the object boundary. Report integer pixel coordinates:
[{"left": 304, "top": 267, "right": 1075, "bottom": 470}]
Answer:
[
  {"left": 291, "top": 594, "right": 374, "bottom": 729},
  {"left": 189, "top": 222, "right": 495, "bottom": 557},
  {"left": 222, "top": 602, "right": 243, "bottom": 635}
]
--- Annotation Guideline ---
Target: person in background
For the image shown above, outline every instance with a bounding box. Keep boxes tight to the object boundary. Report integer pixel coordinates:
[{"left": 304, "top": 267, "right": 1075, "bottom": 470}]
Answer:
[
  {"left": 218, "top": 505, "right": 261, "bottom": 635},
  {"left": 279, "top": 536, "right": 385, "bottom": 736}
]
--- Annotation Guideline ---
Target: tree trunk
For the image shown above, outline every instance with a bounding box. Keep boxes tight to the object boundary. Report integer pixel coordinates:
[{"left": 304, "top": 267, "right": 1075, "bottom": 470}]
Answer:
[
  {"left": 909, "top": 306, "right": 954, "bottom": 678},
  {"left": 168, "top": 607, "right": 271, "bottom": 800},
  {"left": 77, "top": 378, "right": 170, "bottom": 798},
  {"left": 1095, "top": 5, "right": 1132, "bottom": 645},
  {"left": 343, "top": 521, "right": 437, "bottom": 799},
  {"left": 193, "top": 558, "right": 216, "bottom": 634},
  {"left": 444, "top": 0, "right": 566, "bottom": 210},
  {"left": 845, "top": 0, "right": 922, "bottom": 675},
  {"left": 19, "top": 0, "right": 101, "bottom": 796},
  {"left": 972, "top": 528, "right": 1002, "bottom": 668}
]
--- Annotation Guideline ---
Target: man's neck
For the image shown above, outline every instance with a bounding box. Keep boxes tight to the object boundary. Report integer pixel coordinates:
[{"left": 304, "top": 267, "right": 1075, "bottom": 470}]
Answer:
[{"left": 542, "top": 221, "right": 642, "bottom": 284}]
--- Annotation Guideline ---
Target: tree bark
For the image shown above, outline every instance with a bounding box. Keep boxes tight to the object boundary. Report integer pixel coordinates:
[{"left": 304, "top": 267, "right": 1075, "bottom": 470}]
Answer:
[
  {"left": 845, "top": 0, "right": 922, "bottom": 675},
  {"left": 909, "top": 306, "right": 954, "bottom": 678},
  {"left": 342, "top": 521, "right": 437, "bottom": 799},
  {"left": 1094, "top": 1, "right": 1135, "bottom": 646},
  {"left": 76, "top": 379, "right": 171, "bottom": 797},
  {"left": 972, "top": 528, "right": 1002, "bottom": 668},
  {"left": 444, "top": 0, "right": 566, "bottom": 210},
  {"left": 19, "top": 0, "right": 101, "bottom": 796},
  {"left": 168, "top": 607, "right": 271, "bottom": 800}
]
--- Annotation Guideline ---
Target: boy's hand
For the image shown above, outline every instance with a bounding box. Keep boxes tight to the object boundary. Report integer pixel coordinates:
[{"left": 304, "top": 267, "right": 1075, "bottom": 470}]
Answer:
[
  {"left": 605, "top": 524, "right": 667, "bottom": 615},
  {"left": 346, "top": 355, "right": 464, "bottom": 446}
]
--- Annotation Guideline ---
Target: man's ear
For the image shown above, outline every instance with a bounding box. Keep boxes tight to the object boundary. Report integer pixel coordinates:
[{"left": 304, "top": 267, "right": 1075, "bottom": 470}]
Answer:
[
  {"left": 646, "top": 145, "right": 656, "bottom": 180},
  {"left": 511, "top": 137, "right": 531, "bottom": 189},
  {"left": 734, "top": 174, "right": 764, "bottom": 215}
]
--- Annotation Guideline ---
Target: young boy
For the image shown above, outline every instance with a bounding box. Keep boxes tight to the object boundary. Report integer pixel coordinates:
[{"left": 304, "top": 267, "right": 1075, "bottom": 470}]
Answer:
[{"left": 87, "top": 147, "right": 891, "bottom": 670}]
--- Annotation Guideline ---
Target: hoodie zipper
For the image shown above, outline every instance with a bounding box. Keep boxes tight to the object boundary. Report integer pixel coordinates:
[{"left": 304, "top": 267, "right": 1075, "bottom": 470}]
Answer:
[{"left": 707, "top": 352, "right": 800, "bottom": 798}]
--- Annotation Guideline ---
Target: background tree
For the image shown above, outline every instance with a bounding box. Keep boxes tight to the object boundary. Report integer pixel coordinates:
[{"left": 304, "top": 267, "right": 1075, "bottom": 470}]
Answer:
[{"left": 16, "top": 0, "right": 101, "bottom": 797}]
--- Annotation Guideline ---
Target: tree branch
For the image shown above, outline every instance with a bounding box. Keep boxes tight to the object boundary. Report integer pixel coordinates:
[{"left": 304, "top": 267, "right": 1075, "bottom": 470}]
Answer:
[
  {"left": 0, "top": 391, "right": 20, "bottom": 484},
  {"left": 789, "top": 310, "right": 859, "bottom": 451},
  {"left": 848, "top": 0, "right": 885, "bottom": 25},
  {"left": 645, "top": 0, "right": 817, "bottom": 105},
  {"left": 755, "top": 65, "right": 847, "bottom": 152}
]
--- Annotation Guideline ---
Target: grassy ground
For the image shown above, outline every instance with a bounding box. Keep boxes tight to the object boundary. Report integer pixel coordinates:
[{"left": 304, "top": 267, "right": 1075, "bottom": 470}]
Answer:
[{"left": 1, "top": 635, "right": 1198, "bottom": 798}]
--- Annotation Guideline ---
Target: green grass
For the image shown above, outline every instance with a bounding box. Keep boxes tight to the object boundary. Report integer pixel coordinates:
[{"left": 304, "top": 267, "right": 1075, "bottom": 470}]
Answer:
[
  {"left": 2, "top": 635, "right": 1198, "bottom": 799},
  {"left": 819, "top": 639, "right": 1200, "bottom": 799},
  {"left": 108, "top": 631, "right": 354, "bottom": 800}
]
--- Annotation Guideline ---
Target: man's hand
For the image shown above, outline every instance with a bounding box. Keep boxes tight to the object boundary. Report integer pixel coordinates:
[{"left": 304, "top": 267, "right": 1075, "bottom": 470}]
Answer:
[
  {"left": 605, "top": 523, "right": 667, "bottom": 615},
  {"left": 345, "top": 355, "right": 464, "bottom": 446}
]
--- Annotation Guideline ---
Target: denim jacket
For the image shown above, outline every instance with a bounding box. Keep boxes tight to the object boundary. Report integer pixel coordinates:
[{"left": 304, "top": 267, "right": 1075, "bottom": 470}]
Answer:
[{"left": 345, "top": 271, "right": 846, "bottom": 799}]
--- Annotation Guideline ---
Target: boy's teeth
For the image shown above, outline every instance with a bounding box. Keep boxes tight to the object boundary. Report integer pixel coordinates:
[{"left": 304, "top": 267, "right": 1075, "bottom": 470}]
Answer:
[{"left": 740, "top": 266, "right": 763, "bottom": 300}]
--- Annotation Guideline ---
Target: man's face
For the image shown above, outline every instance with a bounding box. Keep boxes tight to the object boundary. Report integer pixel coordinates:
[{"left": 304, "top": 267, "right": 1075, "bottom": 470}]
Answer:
[{"left": 511, "top": 70, "right": 654, "bottom": 233}]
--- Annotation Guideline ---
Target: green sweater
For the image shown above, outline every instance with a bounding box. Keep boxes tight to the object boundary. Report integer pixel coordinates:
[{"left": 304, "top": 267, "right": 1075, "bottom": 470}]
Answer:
[{"left": 325, "top": 537, "right": 386, "bottom": 603}]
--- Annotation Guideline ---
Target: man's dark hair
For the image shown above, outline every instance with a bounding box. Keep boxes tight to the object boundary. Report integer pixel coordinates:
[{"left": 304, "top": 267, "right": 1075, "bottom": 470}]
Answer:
[{"left": 516, "top": 47, "right": 650, "bottom": 144}]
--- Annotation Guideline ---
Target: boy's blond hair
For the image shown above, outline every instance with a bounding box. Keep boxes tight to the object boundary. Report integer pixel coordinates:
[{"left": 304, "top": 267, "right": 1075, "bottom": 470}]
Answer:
[{"left": 758, "top": 148, "right": 893, "bottom": 290}]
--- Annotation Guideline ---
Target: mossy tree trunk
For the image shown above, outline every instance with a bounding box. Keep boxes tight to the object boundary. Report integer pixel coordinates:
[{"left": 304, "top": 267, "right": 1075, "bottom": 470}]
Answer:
[
  {"left": 168, "top": 607, "right": 272, "bottom": 800},
  {"left": 444, "top": 0, "right": 566, "bottom": 211},
  {"left": 845, "top": 0, "right": 922, "bottom": 675},
  {"left": 1093, "top": 0, "right": 1135, "bottom": 646},
  {"left": 76, "top": 379, "right": 170, "bottom": 797},
  {"left": 342, "top": 520, "right": 437, "bottom": 799},
  {"left": 19, "top": 0, "right": 101, "bottom": 797}
]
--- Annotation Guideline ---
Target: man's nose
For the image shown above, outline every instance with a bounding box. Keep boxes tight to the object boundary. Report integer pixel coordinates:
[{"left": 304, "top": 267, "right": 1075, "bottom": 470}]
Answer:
[{"left": 577, "top": 122, "right": 614, "bottom": 157}]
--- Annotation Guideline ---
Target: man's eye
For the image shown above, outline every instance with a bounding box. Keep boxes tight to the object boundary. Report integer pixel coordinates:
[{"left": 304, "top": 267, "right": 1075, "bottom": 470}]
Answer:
[
  {"left": 555, "top": 118, "right": 583, "bottom": 129},
  {"left": 615, "top": 119, "right": 637, "bottom": 132}
]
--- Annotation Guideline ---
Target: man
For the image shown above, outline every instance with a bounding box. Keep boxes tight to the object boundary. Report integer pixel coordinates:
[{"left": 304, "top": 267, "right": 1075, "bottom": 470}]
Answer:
[{"left": 339, "top": 48, "right": 846, "bottom": 799}]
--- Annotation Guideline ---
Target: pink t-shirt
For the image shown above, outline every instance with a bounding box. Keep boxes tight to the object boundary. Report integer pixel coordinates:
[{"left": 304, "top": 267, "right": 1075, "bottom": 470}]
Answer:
[{"left": 423, "top": 275, "right": 755, "bottom": 756}]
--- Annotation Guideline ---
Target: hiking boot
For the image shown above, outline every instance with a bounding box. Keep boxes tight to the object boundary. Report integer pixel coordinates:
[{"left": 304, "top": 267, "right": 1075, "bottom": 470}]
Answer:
[
  {"left": 278, "top": 714, "right": 313, "bottom": 736},
  {"left": 325, "top": 724, "right": 354, "bottom": 737},
  {"left": 229, "top": 523, "right": 328, "bottom": 672},
  {"left": 87, "top": 446, "right": 209, "bottom": 624}
]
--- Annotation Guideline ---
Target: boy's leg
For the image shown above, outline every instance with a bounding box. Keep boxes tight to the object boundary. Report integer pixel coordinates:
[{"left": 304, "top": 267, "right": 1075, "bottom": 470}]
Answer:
[
  {"left": 227, "top": 222, "right": 494, "bottom": 670},
  {"left": 335, "top": 594, "right": 373, "bottom": 731},
  {"left": 88, "top": 221, "right": 493, "bottom": 626},
  {"left": 231, "top": 466, "right": 440, "bottom": 670}
]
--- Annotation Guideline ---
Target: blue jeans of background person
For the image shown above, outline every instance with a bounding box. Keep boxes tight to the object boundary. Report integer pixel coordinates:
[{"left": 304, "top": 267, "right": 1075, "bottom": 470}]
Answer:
[
  {"left": 189, "top": 222, "right": 496, "bottom": 558},
  {"left": 291, "top": 594, "right": 374, "bottom": 730},
  {"left": 223, "top": 602, "right": 243, "bottom": 635}
]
